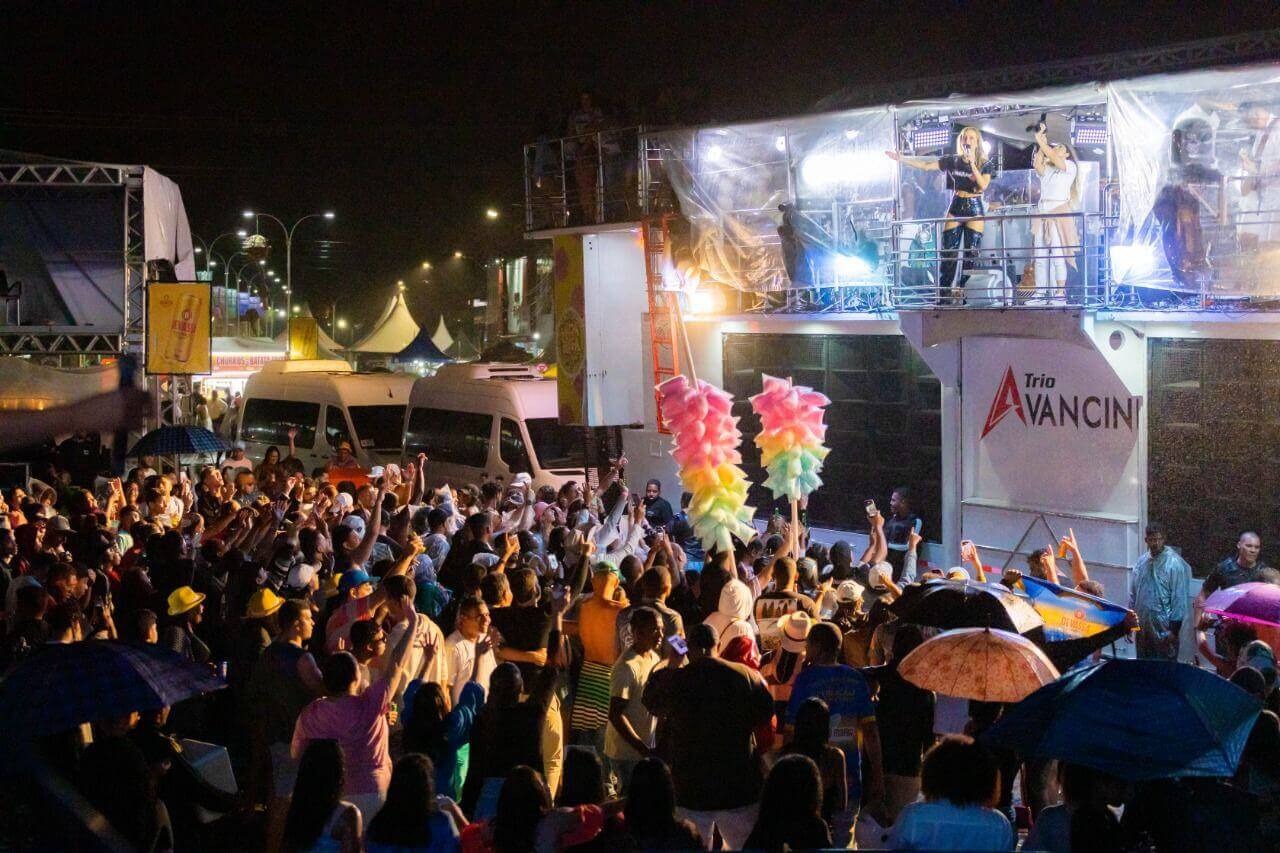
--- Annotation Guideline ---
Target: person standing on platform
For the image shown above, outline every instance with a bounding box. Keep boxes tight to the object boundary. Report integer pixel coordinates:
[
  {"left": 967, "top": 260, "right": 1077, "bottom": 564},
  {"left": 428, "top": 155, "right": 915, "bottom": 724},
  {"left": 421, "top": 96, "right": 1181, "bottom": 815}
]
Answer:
[{"left": 1129, "top": 523, "right": 1192, "bottom": 660}]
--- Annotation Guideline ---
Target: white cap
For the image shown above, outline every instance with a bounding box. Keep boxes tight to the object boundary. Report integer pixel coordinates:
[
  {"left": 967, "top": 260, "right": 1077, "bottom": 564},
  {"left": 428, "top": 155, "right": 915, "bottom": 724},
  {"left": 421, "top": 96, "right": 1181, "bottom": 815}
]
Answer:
[
  {"left": 346, "top": 515, "right": 366, "bottom": 538},
  {"left": 384, "top": 463, "right": 401, "bottom": 479},
  {"left": 512, "top": 472, "right": 532, "bottom": 487},
  {"left": 335, "top": 492, "right": 354, "bottom": 510},
  {"left": 867, "top": 561, "right": 893, "bottom": 591},
  {"left": 947, "top": 566, "right": 971, "bottom": 581},
  {"left": 287, "top": 562, "right": 318, "bottom": 590},
  {"left": 368, "top": 466, "right": 386, "bottom": 480},
  {"left": 836, "top": 579, "right": 865, "bottom": 604},
  {"left": 472, "top": 553, "right": 501, "bottom": 569}
]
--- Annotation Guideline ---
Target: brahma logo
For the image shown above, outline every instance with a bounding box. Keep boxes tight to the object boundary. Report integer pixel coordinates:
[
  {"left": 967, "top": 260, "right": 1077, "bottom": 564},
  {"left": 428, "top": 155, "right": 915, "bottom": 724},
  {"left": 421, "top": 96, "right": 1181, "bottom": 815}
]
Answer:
[
  {"left": 981, "top": 367, "right": 1026, "bottom": 438},
  {"left": 980, "top": 365, "right": 1141, "bottom": 440}
]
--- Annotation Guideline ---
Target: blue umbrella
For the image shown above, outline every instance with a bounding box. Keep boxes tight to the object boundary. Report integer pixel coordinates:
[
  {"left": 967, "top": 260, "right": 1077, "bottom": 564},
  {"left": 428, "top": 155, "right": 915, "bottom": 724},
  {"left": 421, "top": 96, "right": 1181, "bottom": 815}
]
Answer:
[
  {"left": 982, "top": 659, "right": 1261, "bottom": 780},
  {"left": 0, "top": 641, "right": 225, "bottom": 737},
  {"left": 127, "top": 425, "right": 229, "bottom": 458}
]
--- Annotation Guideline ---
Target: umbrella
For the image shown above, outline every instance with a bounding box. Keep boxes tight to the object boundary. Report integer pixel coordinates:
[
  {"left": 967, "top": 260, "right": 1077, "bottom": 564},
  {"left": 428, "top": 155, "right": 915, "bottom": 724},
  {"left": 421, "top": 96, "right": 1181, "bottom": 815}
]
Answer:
[
  {"left": 889, "top": 579, "right": 1044, "bottom": 634},
  {"left": 899, "top": 627, "right": 1060, "bottom": 703},
  {"left": 982, "top": 659, "right": 1261, "bottom": 781},
  {"left": 127, "top": 425, "right": 229, "bottom": 458},
  {"left": 0, "top": 641, "right": 225, "bottom": 737},
  {"left": 1204, "top": 582, "right": 1280, "bottom": 629}
]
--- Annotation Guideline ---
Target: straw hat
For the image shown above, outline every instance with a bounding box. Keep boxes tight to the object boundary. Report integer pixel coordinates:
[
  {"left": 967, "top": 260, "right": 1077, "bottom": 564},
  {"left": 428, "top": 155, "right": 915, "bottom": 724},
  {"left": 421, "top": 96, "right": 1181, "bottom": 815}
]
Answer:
[
  {"left": 836, "top": 579, "right": 865, "bottom": 605},
  {"left": 167, "top": 586, "right": 206, "bottom": 617},
  {"left": 778, "top": 610, "right": 815, "bottom": 653},
  {"left": 246, "top": 588, "right": 284, "bottom": 619}
]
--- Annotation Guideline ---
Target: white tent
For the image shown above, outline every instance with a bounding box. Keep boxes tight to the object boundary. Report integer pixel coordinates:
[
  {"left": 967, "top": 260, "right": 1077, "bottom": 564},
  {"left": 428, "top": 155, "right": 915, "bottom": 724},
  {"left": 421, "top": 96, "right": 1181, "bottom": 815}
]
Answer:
[
  {"left": 430, "top": 316, "right": 455, "bottom": 354},
  {"left": 350, "top": 290, "right": 420, "bottom": 354}
]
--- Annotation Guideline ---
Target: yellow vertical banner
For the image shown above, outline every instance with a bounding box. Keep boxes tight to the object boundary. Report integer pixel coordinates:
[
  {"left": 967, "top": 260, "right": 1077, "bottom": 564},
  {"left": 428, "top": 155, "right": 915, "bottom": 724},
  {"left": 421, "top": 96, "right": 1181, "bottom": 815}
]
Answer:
[
  {"left": 552, "top": 235, "right": 586, "bottom": 424},
  {"left": 146, "top": 282, "right": 212, "bottom": 375},
  {"left": 288, "top": 317, "right": 319, "bottom": 360}
]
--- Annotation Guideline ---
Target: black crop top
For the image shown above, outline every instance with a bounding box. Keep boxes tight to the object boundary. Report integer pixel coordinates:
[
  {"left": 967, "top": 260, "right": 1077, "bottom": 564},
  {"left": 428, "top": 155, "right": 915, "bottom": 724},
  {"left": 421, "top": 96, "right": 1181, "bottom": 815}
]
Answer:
[{"left": 938, "top": 154, "right": 997, "bottom": 194}]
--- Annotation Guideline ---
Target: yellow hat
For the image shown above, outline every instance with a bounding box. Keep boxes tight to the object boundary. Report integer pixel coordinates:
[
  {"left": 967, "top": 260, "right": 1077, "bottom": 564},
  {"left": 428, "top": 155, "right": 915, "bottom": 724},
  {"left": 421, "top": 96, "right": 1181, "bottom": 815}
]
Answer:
[
  {"left": 323, "top": 573, "right": 343, "bottom": 599},
  {"left": 167, "top": 586, "right": 206, "bottom": 617},
  {"left": 246, "top": 588, "right": 285, "bottom": 619}
]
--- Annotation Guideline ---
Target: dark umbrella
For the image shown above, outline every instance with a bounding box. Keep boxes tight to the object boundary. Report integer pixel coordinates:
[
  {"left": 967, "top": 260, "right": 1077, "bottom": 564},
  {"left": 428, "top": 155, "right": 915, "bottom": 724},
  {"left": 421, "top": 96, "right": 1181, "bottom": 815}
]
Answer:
[
  {"left": 889, "top": 578, "right": 1044, "bottom": 634},
  {"left": 0, "top": 641, "right": 225, "bottom": 737},
  {"left": 127, "top": 425, "right": 229, "bottom": 458},
  {"left": 982, "top": 659, "right": 1261, "bottom": 781}
]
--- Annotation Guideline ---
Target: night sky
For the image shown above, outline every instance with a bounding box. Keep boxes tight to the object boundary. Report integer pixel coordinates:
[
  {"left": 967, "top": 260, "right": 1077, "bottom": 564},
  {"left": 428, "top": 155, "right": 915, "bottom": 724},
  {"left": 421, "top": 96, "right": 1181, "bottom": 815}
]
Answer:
[{"left": 6, "top": 1, "right": 1280, "bottom": 331}]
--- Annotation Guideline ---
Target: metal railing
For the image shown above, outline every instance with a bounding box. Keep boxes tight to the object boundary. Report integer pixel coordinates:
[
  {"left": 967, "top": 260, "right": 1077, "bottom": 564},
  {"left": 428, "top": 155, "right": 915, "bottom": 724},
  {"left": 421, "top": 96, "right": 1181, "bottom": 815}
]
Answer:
[{"left": 523, "top": 126, "right": 664, "bottom": 231}]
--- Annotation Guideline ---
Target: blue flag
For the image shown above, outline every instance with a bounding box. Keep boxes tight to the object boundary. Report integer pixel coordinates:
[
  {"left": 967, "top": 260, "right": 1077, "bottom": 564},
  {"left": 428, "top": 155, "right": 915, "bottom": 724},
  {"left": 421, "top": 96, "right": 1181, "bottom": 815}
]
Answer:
[{"left": 1016, "top": 575, "right": 1130, "bottom": 642}]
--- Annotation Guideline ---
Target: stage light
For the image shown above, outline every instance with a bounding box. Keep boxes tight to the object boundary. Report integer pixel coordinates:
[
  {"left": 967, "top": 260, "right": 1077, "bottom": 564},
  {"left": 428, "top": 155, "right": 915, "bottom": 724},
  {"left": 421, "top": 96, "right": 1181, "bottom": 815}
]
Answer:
[
  {"left": 775, "top": 136, "right": 786, "bottom": 152},
  {"left": 800, "top": 150, "right": 894, "bottom": 189},
  {"left": 706, "top": 144, "right": 723, "bottom": 162},
  {"left": 833, "top": 254, "right": 873, "bottom": 278},
  {"left": 1109, "top": 243, "right": 1156, "bottom": 282},
  {"left": 688, "top": 287, "right": 728, "bottom": 315},
  {"left": 1071, "top": 112, "right": 1107, "bottom": 147},
  {"left": 909, "top": 115, "right": 951, "bottom": 152}
]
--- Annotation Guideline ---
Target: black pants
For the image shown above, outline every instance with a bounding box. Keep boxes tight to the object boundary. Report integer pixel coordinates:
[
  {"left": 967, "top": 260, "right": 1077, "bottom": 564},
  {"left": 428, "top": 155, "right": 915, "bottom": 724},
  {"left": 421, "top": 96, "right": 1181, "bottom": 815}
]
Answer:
[{"left": 940, "top": 225, "right": 983, "bottom": 294}]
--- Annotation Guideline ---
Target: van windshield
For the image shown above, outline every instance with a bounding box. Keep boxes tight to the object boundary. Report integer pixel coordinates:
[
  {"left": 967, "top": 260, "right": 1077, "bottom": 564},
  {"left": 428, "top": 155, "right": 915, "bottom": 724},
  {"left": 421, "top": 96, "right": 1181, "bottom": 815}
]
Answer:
[
  {"left": 348, "top": 405, "right": 407, "bottom": 451},
  {"left": 525, "top": 418, "right": 585, "bottom": 471}
]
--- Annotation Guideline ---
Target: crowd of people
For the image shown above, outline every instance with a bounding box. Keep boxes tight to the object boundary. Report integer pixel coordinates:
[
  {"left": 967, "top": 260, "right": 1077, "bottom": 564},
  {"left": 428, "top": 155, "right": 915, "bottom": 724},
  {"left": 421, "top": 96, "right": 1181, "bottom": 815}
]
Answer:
[{"left": 1, "top": 427, "right": 1279, "bottom": 852}]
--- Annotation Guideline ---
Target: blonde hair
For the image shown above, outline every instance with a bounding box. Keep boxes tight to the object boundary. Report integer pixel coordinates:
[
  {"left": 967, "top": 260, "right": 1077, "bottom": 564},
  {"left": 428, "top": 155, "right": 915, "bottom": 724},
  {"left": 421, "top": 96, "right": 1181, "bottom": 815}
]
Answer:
[{"left": 956, "top": 126, "right": 987, "bottom": 166}]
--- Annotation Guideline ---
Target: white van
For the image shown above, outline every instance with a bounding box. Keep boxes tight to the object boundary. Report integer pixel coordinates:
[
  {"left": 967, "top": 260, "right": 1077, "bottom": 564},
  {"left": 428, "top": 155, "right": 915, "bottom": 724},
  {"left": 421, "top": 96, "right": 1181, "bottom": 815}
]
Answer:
[
  {"left": 236, "top": 360, "right": 416, "bottom": 471},
  {"left": 403, "top": 363, "right": 587, "bottom": 491}
]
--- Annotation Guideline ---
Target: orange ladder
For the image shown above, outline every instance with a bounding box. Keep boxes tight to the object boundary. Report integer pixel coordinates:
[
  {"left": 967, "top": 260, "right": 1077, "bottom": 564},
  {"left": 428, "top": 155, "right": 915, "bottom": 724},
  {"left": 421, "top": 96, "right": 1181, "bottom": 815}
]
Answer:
[{"left": 642, "top": 215, "right": 680, "bottom": 434}]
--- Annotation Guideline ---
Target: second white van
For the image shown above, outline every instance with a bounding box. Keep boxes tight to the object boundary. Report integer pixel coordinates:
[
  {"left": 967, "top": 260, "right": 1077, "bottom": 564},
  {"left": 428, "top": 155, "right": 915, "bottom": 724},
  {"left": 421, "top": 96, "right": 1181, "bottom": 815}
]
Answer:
[{"left": 403, "top": 362, "right": 586, "bottom": 491}]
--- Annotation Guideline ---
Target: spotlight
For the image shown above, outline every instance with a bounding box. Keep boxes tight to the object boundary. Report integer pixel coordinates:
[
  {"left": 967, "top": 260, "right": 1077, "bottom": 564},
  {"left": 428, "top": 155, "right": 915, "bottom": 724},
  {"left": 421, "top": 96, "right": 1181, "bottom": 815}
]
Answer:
[
  {"left": 1071, "top": 112, "right": 1107, "bottom": 147},
  {"left": 1109, "top": 243, "right": 1156, "bottom": 282},
  {"left": 909, "top": 115, "right": 951, "bottom": 152}
]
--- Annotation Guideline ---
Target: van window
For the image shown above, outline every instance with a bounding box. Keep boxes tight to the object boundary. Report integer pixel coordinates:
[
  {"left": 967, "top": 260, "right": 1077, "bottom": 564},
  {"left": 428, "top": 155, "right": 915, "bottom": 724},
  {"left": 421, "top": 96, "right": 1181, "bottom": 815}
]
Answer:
[
  {"left": 524, "top": 417, "right": 585, "bottom": 471},
  {"left": 241, "top": 398, "right": 320, "bottom": 448},
  {"left": 405, "top": 407, "right": 491, "bottom": 468},
  {"left": 349, "top": 405, "right": 408, "bottom": 451},
  {"left": 499, "top": 418, "right": 532, "bottom": 475},
  {"left": 325, "top": 406, "right": 352, "bottom": 449}
]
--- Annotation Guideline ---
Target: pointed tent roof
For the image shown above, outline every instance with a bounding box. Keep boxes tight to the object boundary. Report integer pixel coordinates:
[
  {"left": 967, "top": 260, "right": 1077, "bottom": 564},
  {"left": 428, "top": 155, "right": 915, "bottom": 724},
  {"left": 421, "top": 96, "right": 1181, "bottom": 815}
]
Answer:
[
  {"left": 430, "top": 316, "right": 455, "bottom": 354},
  {"left": 350, "top": 290, "right": 421, "bottom": 353},
  {"left": 392, "top": 327, "right": 452, "bottom": 363}
]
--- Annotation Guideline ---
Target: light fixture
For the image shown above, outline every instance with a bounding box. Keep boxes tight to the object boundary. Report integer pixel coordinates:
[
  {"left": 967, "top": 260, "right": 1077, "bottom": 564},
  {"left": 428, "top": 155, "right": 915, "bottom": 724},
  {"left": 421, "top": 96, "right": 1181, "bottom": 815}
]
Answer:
[
  {"left": 833, "top": 254, "right": 873, "bottom": 278},
  {"left": 688, "top": 287, "right": 728, "bottom": 315},
  {"left": 908, "top": 115, "right": 951, "bottom": 152},
  {"left": 1109, "top": 243, "right": 1156, "bottom": 283},
  {"left": 275, "top": 309, "right": 286, "bottom": 318},
  {"left": 800, "top": 150, "right": 895, "bottom": 189},
  {"left": 471, "top": 298, "right": 487, "bottom": 307},
  {"left": 774, "top": 136, "right": 786, "bottom": 152},
  {"left": 336, "top": 318, "right": 348, "bottom": 329},
  {"left": 323, "top": 211, "right": 335, "bottom": 219},
  {"left": 421, "top": 261, "right": 431, "bottom": 270},
  {"left": 292, "top": 305, "right": 300, "bottom": 313},
  {"left": 453, "top": 251, "right": 463, "bottom": 259},
  {"left": 236, "top": 229, "right": 247, "bottom": 238},
  {"left": 193, "top": 246, "right": 203, "bottom": 254},
  {"left": 485, "top": 208, "right": 499, "bottom": 220},
  {"left": 209, "top": 260, "right": 218, "bottom": 268},
  {"left": 532, "top": 331, "right": 541, "bottom": 340},
  {"left": 1071, "top": 111, "right": 1107, "bottom": 147},
  {"left": 258, "top": 259, "right": 266, "bottom": 266},
  {"left": 242, "top": 210, "right": 254, "bottom": 218},
  {"left": 706, "top": 144, "right": 723, "bottom": 162}
]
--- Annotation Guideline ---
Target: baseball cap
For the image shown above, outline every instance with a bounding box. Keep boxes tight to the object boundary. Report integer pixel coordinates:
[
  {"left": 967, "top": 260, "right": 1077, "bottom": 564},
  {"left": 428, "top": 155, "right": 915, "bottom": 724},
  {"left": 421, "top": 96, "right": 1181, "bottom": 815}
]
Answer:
[
  {"left": 836, "top": 579, "right": 865, "bottom": 605},
  {"left": 512, "top": 472, "right": 532, "bottom": 487},
  {"left": 335, "top": 492, "right": 354, "bottom": 511},
  {"left": 338, "top": 569, "right": 372, "bottom": 594},
  {"left": 472, "top": 552, "right": 501, "bottom": 570},
  {"left": 946, "top": 566, "right": 971, "bottom": 581},
  {"left": 368, "top": 466, "right": 386, "bottom": 480},
  {"left": 233, "top": 440, "right": 246, "bottom": 450},
  {"left": 345, "top": 515, "right": 366, "bottom": 539},
  {"left": 867, "top": 561, "right": 893, "bottom": 591}
]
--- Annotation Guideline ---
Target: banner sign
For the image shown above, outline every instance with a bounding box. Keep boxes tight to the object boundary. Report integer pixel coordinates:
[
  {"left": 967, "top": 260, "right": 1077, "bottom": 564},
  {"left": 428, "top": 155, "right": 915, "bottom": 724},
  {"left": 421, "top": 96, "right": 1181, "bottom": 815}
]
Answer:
[
  {"left": 1015, "top": 575, "right": 1131, "bottom": 642},
  {"left": 963, "top": 337, "right": 1143, "bottom": 516},
  {"left": 288, "top": 317, "right": 320, "bottom": 360},
  {"left": 146, "top": 282, "right": 212, "bottom": 375},
  {"left": 553, "top": 235, "right": 586, "bottom": 424}
]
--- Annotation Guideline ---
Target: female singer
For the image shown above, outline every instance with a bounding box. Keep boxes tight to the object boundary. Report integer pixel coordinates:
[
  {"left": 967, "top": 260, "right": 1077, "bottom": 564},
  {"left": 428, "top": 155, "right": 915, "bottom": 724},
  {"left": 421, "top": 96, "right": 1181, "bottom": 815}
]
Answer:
[
  {"left": 886, "top": 126, "right": 995, "bottom": 301},
  {"left": 1031, "top": 126, "right": 1081, "bottom": 303}
]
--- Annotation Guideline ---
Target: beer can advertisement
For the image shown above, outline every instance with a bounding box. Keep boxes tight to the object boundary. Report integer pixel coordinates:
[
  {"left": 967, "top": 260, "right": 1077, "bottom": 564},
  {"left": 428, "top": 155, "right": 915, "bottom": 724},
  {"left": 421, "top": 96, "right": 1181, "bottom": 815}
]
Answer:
[{"left": 146, "top": 282, "right": 212, "bottom": 375}]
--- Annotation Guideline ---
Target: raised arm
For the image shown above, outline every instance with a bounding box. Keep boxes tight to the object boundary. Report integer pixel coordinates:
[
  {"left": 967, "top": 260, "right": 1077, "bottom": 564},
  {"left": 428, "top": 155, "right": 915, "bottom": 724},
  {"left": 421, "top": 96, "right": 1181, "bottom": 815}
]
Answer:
[
  {"left": 885, "top": 150, "right": 940, "bottom": 171},
  {"left": 348, "top": 482, "right": 390, "bottom": 570},
  {"left": 902, "top": 526, "right": 921, "bottom": 585},
  {"left": 1060, "top": 529, "right": 1089, "bottom": 588},
  {"left": 960, "top": 540, "right": 987, "bottom": 583},
  {"left": 859, "top": 511, "right": 888, "bottom": 566}
]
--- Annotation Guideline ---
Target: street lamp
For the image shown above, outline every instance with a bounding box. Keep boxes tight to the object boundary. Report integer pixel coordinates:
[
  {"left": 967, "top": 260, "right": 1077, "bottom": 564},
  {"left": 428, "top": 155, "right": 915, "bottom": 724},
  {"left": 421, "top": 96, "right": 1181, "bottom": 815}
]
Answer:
[
  {"left": 421, "top": 261, "right": 431, "bottom": 270},
  {"left": 453, "top": 251, "right": 463, "bottom": 259},
  {"left": 485, "top": 208, "right": 500, "bottom": 220},
  {"left": 242, "top": 209, "right": 335, "bottom": 330}
]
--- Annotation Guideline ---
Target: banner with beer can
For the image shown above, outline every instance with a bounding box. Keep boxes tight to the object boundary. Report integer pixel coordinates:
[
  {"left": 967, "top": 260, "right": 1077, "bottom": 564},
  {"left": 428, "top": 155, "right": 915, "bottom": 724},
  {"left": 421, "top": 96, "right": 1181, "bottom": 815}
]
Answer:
[{"left": 146, "top": 282, "right": 212, "bottom": 375}]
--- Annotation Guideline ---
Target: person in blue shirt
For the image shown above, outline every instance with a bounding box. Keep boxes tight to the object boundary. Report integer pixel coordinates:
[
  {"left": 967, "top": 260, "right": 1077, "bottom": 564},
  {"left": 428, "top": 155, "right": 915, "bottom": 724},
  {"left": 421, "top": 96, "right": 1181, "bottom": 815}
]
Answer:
[{"left": 786, "top": 621, "right": 887, "bottom": 837}]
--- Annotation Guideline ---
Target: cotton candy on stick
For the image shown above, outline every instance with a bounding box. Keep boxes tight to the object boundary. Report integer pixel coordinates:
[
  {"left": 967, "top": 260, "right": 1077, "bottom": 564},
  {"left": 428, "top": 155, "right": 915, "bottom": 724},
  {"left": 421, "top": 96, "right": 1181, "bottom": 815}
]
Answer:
[
  {"left": 657, "top": 375, "right": 756, "bottom": 552},
  {"left": 750, "top": 374, "right": 831, "bottom": 503}
]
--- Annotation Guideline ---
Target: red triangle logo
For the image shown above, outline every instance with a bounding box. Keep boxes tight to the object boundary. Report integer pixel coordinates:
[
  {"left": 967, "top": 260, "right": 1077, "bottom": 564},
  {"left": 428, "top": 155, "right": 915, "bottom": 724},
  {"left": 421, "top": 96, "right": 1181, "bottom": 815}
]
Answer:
[{"left": 981, "top": 366, "right": 1027, "bottom": 438}]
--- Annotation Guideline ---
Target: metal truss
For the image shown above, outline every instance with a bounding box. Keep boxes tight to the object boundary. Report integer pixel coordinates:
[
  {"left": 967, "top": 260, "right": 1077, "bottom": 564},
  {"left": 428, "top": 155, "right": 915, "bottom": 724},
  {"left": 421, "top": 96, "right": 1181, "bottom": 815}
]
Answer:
[
  {"left": 0, "top": 330, "right": 123, "bottom": 355},
  {"left": 818, "top": 29, "right": 1280, "bottom": 111}
]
